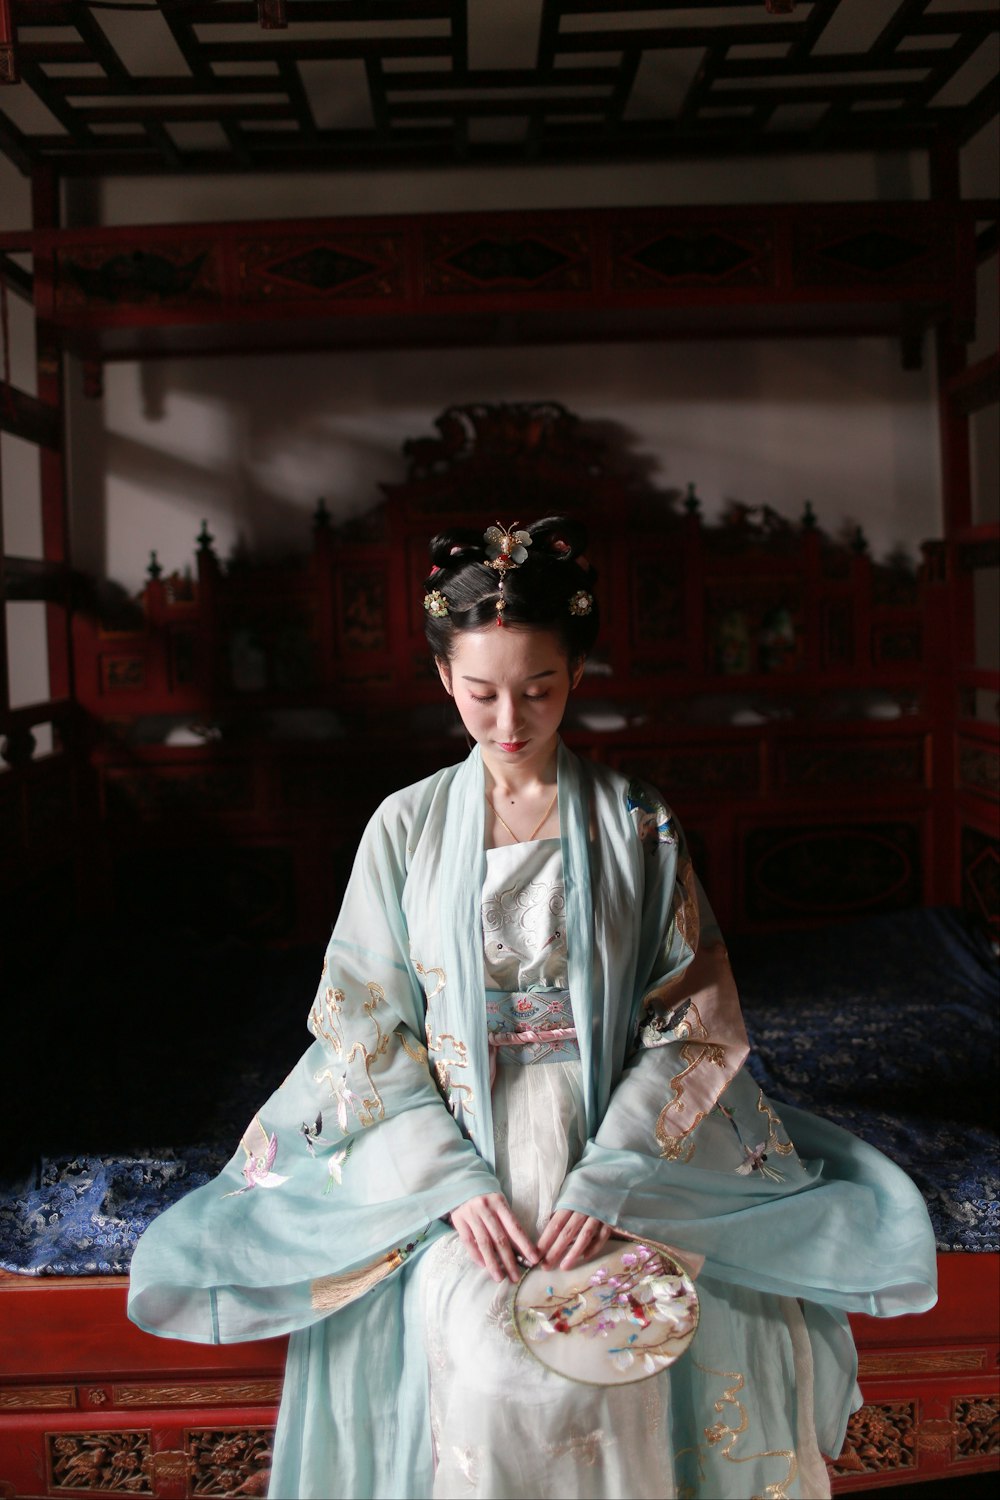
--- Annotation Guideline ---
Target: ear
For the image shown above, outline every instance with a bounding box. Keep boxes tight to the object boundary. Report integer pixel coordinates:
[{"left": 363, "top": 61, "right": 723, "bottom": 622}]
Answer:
[
  {"left": 569, "top": 655, "right": 586, "bottom": 691},
  {"left": 436, "top": 656, "right": 454, "bottom": 696}
]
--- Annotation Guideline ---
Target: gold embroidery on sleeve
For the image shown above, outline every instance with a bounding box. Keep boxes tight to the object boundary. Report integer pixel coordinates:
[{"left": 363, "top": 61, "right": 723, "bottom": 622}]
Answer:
[
  {"left": 310, "top": 986, "right": 346, "bottom": 1054},
  {"left": 313, "top": 981, "right": 395, "bottom": 1129},
  {"left": 415, "top": 961, "right": 447, "bottom": 1000},
  {"left": 400, "top": 1032, "right": 428, "bottom": 1064},
  {"left": 426, "top": 1027, "right": 475, "bottom": 1116},
  {"left": 756, "top": 1090, "right": 796, "bottom": 1157}
]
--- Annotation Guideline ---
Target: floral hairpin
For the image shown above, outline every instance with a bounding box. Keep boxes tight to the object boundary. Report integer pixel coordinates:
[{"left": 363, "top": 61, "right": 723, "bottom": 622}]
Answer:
[
  {"left": 569, "top": 591, "right": 593, "bottom": 617},
  {"left": 424, "top": 589, "right": 449, "bottom": 618},
  {"left": 484, "top": 523, "right": 531, "bottom": 625}
]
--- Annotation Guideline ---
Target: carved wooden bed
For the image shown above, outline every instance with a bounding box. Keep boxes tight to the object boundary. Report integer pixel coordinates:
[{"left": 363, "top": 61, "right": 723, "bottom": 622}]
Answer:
[{"left": 0, "top": 200, "right": 997, "bottom": 1498}]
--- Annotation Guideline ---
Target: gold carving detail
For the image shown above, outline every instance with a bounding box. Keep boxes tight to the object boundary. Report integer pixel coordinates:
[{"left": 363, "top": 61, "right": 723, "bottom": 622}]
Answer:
[
  {"left": 827, "top": 1401, "right": 918, "bottom": 1477},
  {"left": 150, "top": 1451, "right": 189, "bottom": 1484},
  {"left": 186, "top": 1425, "right": 274, "bottom": 1496},
  {"left": 47, "top": 1429, "right": 153, "bottom": 1493},
  {"left": 113, "top": 1380, "right": 283, "bottom": 1407},
  {"left": 917, "top": 1419, "right": 956, "bottom": 1452},
  {"left": 0, "top": 1383, "right": 76, "bottom": 1410},
  {"left": 953, "top": 1396, "right": 1000, "bottom": 1460},
  {"left": 857, "top": 1349, "right": 987, "bottom": 1377}
]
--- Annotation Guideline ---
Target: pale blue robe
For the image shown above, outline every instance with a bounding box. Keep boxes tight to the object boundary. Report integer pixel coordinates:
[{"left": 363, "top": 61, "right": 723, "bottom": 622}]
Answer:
[{"left": 128, "top": 744, "right": 937, "bottom": 1499}]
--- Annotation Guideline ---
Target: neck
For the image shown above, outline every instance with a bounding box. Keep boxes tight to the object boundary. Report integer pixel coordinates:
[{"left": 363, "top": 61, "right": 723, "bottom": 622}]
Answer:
[{"left": 482, "top": 742, "right": 558, "bottom": 798}]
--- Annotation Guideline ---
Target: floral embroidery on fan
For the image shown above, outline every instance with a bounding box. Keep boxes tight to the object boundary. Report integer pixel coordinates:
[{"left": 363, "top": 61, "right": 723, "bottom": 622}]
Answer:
[
  {"left": 517, "top": 1244, "right": 698, "bottom": 1376},
  {"left": 626, "top": 783, "right": 677, "bottom": 852},
  {"left": 222, "top": 1115, "right": 289, "bottom": 1196}
]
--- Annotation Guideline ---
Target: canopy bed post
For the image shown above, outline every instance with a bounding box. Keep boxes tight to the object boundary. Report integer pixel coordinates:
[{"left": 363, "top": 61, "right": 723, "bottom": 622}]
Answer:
[{"left": 0, "top": 160, "right": 84, "bottom": 955}]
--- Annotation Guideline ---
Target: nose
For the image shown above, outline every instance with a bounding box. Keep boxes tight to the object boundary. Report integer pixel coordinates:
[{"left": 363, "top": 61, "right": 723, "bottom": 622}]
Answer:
[{"left": 496, "top": 694, "right": 522, "bottom": 738}]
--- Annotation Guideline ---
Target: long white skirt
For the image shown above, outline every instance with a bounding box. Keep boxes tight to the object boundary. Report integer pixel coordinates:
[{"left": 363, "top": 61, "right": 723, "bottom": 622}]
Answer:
[{"left": 412, "top": 1061, "right": 831, "bottom": 1500}]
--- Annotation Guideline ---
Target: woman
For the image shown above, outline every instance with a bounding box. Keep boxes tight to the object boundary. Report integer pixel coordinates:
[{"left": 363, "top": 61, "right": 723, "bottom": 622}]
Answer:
[{"left": 129, "top": 516, "right": 937, "bottom": 1500}]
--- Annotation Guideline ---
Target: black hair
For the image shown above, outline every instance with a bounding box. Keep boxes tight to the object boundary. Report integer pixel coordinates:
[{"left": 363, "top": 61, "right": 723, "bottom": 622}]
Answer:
[{"left": 423, "top": 514, "right": 599, "bottom": 661}]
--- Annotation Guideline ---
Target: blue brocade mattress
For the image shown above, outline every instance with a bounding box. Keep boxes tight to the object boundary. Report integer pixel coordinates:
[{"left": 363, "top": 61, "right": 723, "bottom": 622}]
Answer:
[{"left": 1, "top": 907, "right": 996, "bottom": 1276}]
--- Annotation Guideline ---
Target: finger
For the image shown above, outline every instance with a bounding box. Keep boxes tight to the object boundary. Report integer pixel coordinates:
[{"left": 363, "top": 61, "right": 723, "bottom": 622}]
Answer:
[
  {"left": 536, "top": 1210, "right": 572, "bottom": 1257},
  {"left": 493, "top": 1204, "right": 539, "bottom": 1268},
  {"left": 493, "top": 1225, "right": 522, "bottom": 1283},
  {"left": 560, "top": 1216, "right": 606, "bottom": 1269},
  {"left": 542, "top": 1213, "right": 587, "bottom": 1266}
]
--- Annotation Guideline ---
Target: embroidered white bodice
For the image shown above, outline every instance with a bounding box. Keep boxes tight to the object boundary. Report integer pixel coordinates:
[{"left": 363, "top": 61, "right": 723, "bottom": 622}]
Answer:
[{"left": 481, "top": 839, "right": 578, "bottom": 1065}]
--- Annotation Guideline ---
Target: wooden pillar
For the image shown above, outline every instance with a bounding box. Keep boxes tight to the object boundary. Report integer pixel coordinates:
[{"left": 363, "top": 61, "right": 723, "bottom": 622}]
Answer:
[{"left": 31, "top": 165, "right": 73, "bottom": 706}]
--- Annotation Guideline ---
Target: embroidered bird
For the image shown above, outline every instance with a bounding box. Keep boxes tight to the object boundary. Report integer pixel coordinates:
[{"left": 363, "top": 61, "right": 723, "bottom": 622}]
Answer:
[
  {"left": 326, "top": 1147, "right": 351, "bottom": 1188},
  {"left": 239, "top": 1115, "right": 290, "bottom": 1191},
  {"left": 299, "top": 1111, "right": 336, "bottom": 1157},
  {"left": 736, "top": 1142, "right": 785, "bottom": 1184},
  {"left": 626, "top": 784, "right": 676, "bottom": 850}
]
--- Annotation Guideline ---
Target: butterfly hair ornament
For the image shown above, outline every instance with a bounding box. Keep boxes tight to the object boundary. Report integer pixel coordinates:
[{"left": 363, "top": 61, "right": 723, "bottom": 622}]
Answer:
[{"left": 484, "top": 522, "right": 531, "bottom": 626}]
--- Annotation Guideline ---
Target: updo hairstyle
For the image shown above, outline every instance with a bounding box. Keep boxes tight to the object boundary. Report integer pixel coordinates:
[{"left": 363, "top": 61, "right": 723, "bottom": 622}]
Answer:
[{"left": 423, "top": 515, "right": 599, "bottom": 663}]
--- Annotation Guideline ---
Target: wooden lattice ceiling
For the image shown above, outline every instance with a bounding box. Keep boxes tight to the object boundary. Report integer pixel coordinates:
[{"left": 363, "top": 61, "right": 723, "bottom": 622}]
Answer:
[{"left": 0, "top": 1, "right": 998, "bottom": 176}]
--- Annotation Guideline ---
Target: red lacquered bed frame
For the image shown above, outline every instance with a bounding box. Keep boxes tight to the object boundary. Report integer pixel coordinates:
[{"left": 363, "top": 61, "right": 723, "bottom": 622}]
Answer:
[
  {"left": 0, "top": 196, "right": 996, "bottom": 1494},
  {"left": 1, "top": 1255, "right": 997, "bottom": 1497}
]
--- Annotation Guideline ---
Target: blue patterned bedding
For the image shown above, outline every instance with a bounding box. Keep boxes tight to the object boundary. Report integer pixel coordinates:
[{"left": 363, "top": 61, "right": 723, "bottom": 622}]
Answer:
[{"left": 1, "top": 908, "right": 996, "bottom": 1275}]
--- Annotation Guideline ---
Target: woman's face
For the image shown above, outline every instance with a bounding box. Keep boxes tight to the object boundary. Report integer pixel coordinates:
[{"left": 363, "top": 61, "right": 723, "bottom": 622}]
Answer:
[{"left": 437, "top": 627, "right": 583, "bottom": 778}]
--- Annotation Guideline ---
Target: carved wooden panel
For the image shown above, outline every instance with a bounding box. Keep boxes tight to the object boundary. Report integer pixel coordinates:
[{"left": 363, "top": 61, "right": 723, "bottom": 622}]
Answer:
[
  {"left": 423, "top": 222, "right": 592, "bottom": 296},
  {"left": 745, "top": 823, "right": 922, "bottom": 923},
  {"left": 47, "top": 1429, "right": 153, "bottom": 1494},
  {"left": 827, "top": 1401, "right": 918, "bottom": 1479},
  {"left": 0, "top": 1383, "right": 76, "bottom": 1409},
  {"left": 953, "top": 1395, "right": 1000, "bottom": 1462},
  {"left": 610, "top": 221, "right": 773, "bottom": 291},
  {"left": 238, "top": 234, "right": 405, "bottom": 303},
  {"left": 54, "top": 246, "right": 222, "bottom": 310},
  {"left": 185, "top": 1426, "right": 273, "bottom": 1497}
]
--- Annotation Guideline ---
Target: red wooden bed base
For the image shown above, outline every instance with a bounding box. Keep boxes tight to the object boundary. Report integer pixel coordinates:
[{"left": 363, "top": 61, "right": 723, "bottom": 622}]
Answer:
[{"left": 1, "top": 1254, "right": 997, "bottom": 1497}]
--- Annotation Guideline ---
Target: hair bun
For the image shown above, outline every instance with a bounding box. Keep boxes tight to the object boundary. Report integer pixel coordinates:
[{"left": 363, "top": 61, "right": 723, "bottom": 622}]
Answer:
[
  {"left": 526, "top": 516, "right": 594, "bottom": 575},
  {"left": 426, "top": 527, "right": 486, "bottom": 586}
]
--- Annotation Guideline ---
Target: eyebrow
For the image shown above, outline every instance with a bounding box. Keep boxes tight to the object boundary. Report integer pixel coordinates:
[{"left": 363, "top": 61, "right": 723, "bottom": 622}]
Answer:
[{"left": 460, "top": 670, "right": 558, "bottom": 684}]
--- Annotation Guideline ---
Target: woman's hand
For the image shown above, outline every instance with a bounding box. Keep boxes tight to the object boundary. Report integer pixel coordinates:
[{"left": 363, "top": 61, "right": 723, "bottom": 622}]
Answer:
[
  {"left": 537, "top": 1209, "right": 615, "bottom": 1271},
  {"left": 448, "top": 1193, "right": 539, "bottom": 1283}
]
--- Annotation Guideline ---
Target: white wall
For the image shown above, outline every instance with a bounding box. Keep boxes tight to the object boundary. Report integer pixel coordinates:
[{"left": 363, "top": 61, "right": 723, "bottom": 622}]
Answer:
[
  {"left": 54, "top": 148, "right": 948, "bottom": 592},
  {"left": 67, "top": 336, "right": 938, "bottom": 594},
  {"left": 3, "top": 137, "right": 996, "bottom": 612}
]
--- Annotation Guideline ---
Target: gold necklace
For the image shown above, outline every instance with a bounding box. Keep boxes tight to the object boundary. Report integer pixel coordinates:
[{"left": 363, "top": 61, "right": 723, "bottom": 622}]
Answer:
[{"left": 486, "top": 786, "right": 558, "bottom": 844}]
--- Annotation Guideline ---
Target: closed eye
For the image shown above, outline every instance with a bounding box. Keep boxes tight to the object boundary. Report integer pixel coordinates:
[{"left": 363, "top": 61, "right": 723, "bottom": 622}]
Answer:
[{"left": 467, "top": 691, "right": 550, "bottom": 703}]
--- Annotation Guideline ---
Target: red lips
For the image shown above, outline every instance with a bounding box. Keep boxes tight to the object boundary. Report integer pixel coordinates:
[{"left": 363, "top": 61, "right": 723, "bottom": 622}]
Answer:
[{"left": 499, "top": 741, "right": 526, "bottom": 752}]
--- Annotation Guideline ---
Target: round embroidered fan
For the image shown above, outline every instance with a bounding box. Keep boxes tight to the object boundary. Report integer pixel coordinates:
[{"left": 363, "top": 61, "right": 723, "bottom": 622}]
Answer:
[{"left": 512, "top": 1238, "right": 699, "bottom": 1385}]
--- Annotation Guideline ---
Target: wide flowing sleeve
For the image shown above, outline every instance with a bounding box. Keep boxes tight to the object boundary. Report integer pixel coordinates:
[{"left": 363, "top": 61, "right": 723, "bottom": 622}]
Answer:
[
  {"left": 128, "top": 787, "right": 502, "bottom": 1345},
  {"left": 555, "top": 780, "right": 937, "bottom": 1323}
]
